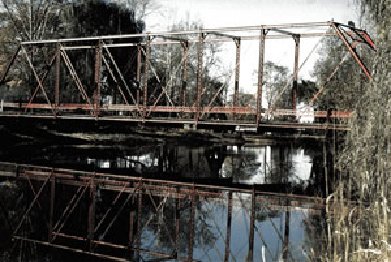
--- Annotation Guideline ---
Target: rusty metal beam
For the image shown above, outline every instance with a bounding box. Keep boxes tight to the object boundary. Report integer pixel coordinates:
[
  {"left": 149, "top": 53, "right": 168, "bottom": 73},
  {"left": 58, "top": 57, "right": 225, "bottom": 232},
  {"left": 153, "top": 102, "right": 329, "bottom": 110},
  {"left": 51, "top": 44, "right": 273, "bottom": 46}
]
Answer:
[
  {"left": 194, "top": 32, "right": 205, "bottom": 127},
  {"left": 0, "top": 45, "right": 21, "bottom": 85},
  {"left": 188, "top": 188, "right": 195, "bottom": 261},
  {"left": 247, "top": 188, "right": 255, "bottom": 262},
  {"left": 137, "top": 45, "right": 142, "bottom": 110},
  {"left": 94, "top": 40, "right": 103, "bottom": 119},
  {"left": 136, "top": 183, "right": 143, "bottom": 260},
  {"left": 55, "top": 42, "right": 61, "bottom": 114},
  {"left": 282, "top": 200, "right": 290, "bottom": 261},
  {"left": 181, "top": 41, "right": 189, "bottom": 109},
  {"left": 175, "top": 188, "right": 181, "bottom": 259},
  {"left": 48, "top": 176, "right": 56, "bottom": 242},
  {"left": 331, "top": 22, "right": 372, "bottom": 80},
  {"left": 292, "top": 35, "right": 300, "bottom": 112},
  {"left": 21, "top": 21, "right": 331, "bottom": 45},
  {"left": 142, "top": 36, "right": 151, "bottom": 122},
  {"left": 224, "top": 191, "right": 233, "bottom": 262},
  {"left": 54, "top": 33, "right": 334, "bottom": 50},
  {"left": 87, "top": 176, "right": 96, "bottom": 251},
  {"left": 256, "top": 29, "right": 266, "bottom": 124},
  {"left": 4, "top": 102, "right": 353, "bottom": 117},
  {"left": 234, "top": 38, "right": 241, "bottom": 112}
]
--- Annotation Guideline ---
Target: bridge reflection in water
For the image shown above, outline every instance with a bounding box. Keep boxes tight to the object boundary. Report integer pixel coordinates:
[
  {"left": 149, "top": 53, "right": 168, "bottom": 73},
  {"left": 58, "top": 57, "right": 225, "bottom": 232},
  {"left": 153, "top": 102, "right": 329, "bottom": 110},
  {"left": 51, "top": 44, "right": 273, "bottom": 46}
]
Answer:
[{"left": 0, "top": 163, "right": 328, "bottom": 261}]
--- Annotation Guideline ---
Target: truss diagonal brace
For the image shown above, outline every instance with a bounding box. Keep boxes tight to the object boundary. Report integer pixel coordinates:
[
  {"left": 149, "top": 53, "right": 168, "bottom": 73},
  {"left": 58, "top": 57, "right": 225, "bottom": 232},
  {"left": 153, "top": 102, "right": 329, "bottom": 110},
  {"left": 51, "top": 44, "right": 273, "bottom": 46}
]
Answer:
[
  {"left": 13, "top": 172, "right": 53, "bottom": 236},
  {"left": 60, "top": 49, "right": 94, "bottom": 110},
  {"left": 25, "top": 53, "right": 56, "bottom": 112},
  {"left": 101, "top": 55, "right": 130, "bottom": 106},
  {"left": 331, "top": 22, "right": 372, "bottom": 80},
  {"left": 103, "top": 45, "right": 137, "bottom": 105},
  {"left": 21, "top": 46, "right": 55, "bottom": 114},
  {"left": 0, "top": 46, "right": 21, "bottom": 85}
]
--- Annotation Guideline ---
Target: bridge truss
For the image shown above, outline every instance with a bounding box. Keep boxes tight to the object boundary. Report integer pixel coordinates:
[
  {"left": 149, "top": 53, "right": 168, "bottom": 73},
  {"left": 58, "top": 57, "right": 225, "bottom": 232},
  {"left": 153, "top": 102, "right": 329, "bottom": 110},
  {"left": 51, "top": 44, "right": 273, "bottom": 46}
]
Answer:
[{"left": 0, "top": 21, "right": 374, "bottom": 131}]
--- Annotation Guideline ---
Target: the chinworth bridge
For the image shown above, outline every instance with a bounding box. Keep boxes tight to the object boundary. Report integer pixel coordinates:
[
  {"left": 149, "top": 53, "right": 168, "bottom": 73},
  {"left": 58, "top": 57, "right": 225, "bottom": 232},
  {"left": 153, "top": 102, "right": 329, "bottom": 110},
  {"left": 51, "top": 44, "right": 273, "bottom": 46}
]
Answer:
[{"left": 0, "top": 21, "right": 375, "bottom": 133}]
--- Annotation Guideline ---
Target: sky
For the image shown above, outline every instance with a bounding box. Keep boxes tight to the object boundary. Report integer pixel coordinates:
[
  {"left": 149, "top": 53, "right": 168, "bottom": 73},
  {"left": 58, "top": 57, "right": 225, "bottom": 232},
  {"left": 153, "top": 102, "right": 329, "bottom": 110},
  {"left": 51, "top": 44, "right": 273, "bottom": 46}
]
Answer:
[
  {"left": 146, "top": 0, "right": 359, "bottom": 30},
  {"left": 144, "top": 0, "right": 360, "bottom": 104}
]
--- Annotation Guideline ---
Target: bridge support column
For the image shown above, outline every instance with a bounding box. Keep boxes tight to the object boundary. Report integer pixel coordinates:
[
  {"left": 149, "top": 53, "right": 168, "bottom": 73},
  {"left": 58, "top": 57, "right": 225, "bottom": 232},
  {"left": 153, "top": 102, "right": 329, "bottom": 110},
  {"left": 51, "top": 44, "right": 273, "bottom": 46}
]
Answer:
[
  {"left": 87, "top": 175, "right": 96, "bottom": 251},
  {"left": 181, "top": 41, "right": 189, "bottom": 112},
  {"left": 137, "top": 44, "right": 142, "bottom": 112},
  {"left": 136, "top": 185, "right": 143, "bottom": 259},
  {"left": 94, "top": 40, "right": 103, "bottom": 119},
  {"left": 233, "top": 38, "right": 241, "bottom": 119},
  {"left": 55, "top": 42, "right": 61, "bottom": 115},
  {"left": 224, "top": 191, "right": 233, "bottom": 262},
  {"left": 257, "top": 29, "right": 266, "bottom": 125},
  {"left": 143, "top": 35, "right": 151, "bottom": 123},
  {"left": 175, "top": 188, "right": 181, "bottom": 258},
  {"left": 48, "top": 175, "right": 56, "bottom": 242},
  {"left": 194, "top": 32, "right": 204, "bottom": 127},
  {"left": 292, "top": 35, "right": 300, "bottom": 115},
  {"left": 283, "top": 199, "right": 290, "bottom": 260},
  {"left": 188, "top": 188, "right": 196, "bottom": 261},
  {"left": 128, "top": 186, "right": 136, "bottom": 259},
  {"left": 247, "top": 188, "right": 255, "bottom": 262}
]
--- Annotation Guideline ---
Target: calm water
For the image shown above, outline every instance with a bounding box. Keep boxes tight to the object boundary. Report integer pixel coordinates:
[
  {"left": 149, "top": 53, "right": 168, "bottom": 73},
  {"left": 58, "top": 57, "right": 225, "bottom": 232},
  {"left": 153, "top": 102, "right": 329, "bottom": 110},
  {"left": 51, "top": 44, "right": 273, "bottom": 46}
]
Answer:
[{"left": 0, "top": 135, "right": 333, "bottom": 261}]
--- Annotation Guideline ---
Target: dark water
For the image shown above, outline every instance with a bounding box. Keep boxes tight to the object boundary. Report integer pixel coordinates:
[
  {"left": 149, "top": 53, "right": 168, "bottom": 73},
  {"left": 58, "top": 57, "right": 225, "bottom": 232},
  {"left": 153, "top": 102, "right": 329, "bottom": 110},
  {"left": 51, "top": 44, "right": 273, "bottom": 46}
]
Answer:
[{"left": 0, "top": 133, "right": 333, "bottom": 261}]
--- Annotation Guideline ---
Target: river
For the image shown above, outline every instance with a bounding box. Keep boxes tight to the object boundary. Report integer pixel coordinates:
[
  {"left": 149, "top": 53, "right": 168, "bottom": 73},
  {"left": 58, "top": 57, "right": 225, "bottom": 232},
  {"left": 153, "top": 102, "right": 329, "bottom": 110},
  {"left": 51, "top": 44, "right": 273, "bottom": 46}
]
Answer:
[{"left": 0, "top": 131, "right": 335, "bottom": 261}]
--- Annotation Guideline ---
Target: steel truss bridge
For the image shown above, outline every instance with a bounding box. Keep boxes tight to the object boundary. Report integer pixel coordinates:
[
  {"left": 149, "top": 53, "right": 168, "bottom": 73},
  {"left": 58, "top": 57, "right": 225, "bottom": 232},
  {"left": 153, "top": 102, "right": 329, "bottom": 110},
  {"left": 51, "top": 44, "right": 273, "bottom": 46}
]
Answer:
[
  {"left": 0, "top": 162, "right": 327, "bottom": 261},
  {"left": 0, "top": 21, "right": 375, "bottom": 131}
]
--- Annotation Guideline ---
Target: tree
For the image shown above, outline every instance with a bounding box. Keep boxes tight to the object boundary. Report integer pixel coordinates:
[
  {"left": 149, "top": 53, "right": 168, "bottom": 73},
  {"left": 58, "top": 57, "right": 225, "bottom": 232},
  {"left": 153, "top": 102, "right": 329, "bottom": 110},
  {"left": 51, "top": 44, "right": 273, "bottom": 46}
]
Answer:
[
  {"left": 263, "top": 61, "right": 290, "bottom": 109},
  {"left": 0, "top": 0, "right": 145, "bottom": 104},
  {"left": 145, "top": 18, "right": 231, "bottom": 120},
  {"left": 311, "top": 28, "right": 371, "bottom": 111}
]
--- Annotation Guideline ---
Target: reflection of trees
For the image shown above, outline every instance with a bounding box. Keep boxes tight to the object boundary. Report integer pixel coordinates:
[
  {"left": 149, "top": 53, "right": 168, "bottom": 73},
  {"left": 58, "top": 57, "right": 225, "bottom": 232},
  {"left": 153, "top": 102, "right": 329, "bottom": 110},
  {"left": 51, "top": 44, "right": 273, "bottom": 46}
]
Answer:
[
  {"left": 302, "top": 209, "right": 328, "bottom": 261},
  {"left": 139, "top": 194, "right": 220, "bottom": 257}
]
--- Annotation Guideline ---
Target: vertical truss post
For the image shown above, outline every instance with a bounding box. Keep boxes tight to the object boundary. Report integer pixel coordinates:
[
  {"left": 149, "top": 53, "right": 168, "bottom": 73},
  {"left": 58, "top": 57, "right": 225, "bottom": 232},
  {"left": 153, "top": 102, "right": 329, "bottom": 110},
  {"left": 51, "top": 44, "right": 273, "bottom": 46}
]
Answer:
[
  {"left": 247, "top": 188, "right": 255, "bottom": 262},
  {"left": 143, "top": 35, "right": 151, "bottom": 123},
  {"left": 283, "top": 199, "right": 290, "bottom": 260},
  {"left": 129, "top": 189, "right": 136, "bottom": 258},
  {"left": 194, "top": 32, "right": 204, "bottom": 127},
  {"left": 256, "top": 29, "right": 267, "bottom": 125},
  {"left": 292, "top": 35, "right": 300, "bottom": 114},
  {"left": 48, "top": 175, "right": 56, "bottom": 242},
  {"left": 55, "top": 42, "right": 61, "bottom": 115},
  {"left": 181, "top": 41, "right": 189, "bottom": 110},
  {"left": 136, "top": 184, "right": 143, "bottom": 259},
  {"left": 94, "top": 40, "right": 103, "bottom": 119},
  {"left": 87, "top": 175, "right": 96, "bottom": 251},
  {"left": 233, "top": 38, "right": 241, "bottom": 119},
  {"left": 224, "top": 191, "right": 233, "bottom": 262},
  {"left": 175, "top": 188, "right": 181, "bottom": 258},
  {"left": 137, "top": 44, "right": 142, "bottom": 110},
  {"left": 188, "top": 188, "right": 195, "bottom": 261}
]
